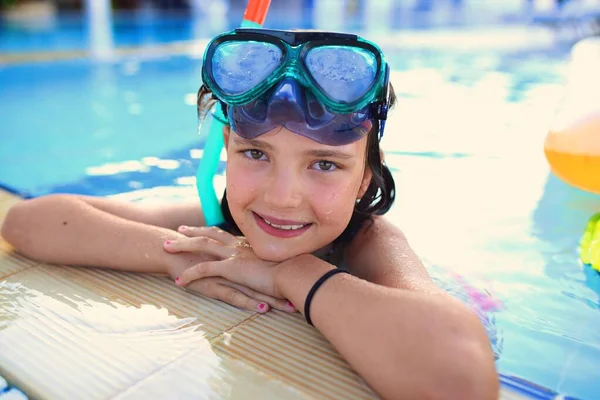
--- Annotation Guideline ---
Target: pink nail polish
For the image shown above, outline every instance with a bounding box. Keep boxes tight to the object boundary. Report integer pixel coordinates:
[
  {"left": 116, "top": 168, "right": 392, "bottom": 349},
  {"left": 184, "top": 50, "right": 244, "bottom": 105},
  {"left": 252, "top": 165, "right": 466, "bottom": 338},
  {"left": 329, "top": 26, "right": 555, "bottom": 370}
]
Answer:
[
  {"left": 258, "top": 303, "right": 267, "bottom": 311},
  {"left": 179, "top": 225, "right": 187, "bottom": 231},
  {"left": 165, "top": 240, "right": 172, "bottom": 246},
  {"left": 175, "top": 277, "right": 181, "bottom": 283},
  {"left": 286, "top": 301, "right": 295, "bottom": 309}
]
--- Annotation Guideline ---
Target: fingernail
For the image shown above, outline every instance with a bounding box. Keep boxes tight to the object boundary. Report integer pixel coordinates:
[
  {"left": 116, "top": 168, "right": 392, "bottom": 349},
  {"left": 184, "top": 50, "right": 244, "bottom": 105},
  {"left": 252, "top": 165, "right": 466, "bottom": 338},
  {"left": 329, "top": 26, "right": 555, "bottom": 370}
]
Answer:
[
  {"left": 179, "top": 225, "right": 188, "bottom": 231},
  {"left": 165, "top": 240, "right": 172, "bottom": 246},
  {"left": 286, "top": 301, "right": 295, "bottom": 309},
  {"left": 175, "top": 276, "right": 181, "bottom": 284},
  {"left": 257, "top": 303, "right": 267, "bottom": 312}
]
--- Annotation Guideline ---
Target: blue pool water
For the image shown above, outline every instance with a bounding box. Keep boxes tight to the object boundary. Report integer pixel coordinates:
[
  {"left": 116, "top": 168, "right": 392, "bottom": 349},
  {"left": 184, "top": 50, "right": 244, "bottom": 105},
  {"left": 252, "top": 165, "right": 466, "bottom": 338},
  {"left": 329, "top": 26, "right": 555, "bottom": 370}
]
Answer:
[{"left": 1, "top": 15, "right": 600, "bottom": 400}]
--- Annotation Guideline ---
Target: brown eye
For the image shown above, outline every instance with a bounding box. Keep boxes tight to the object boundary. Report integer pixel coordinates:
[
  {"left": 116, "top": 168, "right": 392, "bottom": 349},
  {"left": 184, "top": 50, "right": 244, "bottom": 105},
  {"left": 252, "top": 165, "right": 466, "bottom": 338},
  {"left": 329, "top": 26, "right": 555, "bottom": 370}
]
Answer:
[
  {"left": 243, "top": 149, "right": 265, "bottom": 160},
  {"left": 314, "top": 160, "right": 336, "bottom": 171},
  {"left": 319, "top": 161, "right": 333, "bottom": 170}
]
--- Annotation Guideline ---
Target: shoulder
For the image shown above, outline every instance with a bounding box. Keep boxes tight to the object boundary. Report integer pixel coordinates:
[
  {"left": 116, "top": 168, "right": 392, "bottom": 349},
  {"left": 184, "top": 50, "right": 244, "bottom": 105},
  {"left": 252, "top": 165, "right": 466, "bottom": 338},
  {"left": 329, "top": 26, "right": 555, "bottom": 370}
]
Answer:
[
  {"left": 344, "top": 216, "right": 437, "bottom": 290},
  {"left": 348, "top": 215, "right": 406, "bottom": 249}
]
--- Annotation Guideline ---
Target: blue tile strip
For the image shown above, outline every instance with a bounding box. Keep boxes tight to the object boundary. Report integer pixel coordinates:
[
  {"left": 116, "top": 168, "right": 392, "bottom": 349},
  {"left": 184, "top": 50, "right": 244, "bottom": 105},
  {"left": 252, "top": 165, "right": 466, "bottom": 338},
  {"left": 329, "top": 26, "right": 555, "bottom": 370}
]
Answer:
[
  {"left": 500, "top": 373, "right": 582, "bottom": 400},
  {"left": 0, "top": 182, "right": 32, "bottom": 199},
  {"left": 0, "top": 375, "right": 28, "bottom": 399}
]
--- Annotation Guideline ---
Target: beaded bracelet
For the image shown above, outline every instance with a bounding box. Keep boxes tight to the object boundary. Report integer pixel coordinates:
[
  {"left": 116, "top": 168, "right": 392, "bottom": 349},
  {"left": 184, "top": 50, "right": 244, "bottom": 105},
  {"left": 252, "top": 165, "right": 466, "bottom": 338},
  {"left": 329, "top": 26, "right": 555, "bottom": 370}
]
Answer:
[{"left": 304, "top": 269, "right": 350, "bottom": 326}]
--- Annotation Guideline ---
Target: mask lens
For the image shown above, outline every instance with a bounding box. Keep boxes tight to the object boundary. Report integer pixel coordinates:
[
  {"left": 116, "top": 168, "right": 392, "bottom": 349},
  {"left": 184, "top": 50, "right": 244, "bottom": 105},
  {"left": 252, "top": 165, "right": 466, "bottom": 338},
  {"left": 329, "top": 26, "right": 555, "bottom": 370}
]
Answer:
[
  {"left": 212, "top": 41, "right": 283, "bottom": 96},
  {"left": 305, "top": 45, "right": 378, "bottom": 103}
]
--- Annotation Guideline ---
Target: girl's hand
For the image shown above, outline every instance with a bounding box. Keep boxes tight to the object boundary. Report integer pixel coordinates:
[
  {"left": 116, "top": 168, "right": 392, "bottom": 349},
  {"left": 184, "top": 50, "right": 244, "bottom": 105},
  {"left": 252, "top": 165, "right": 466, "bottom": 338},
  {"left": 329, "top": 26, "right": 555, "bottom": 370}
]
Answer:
[{"left": 164, "top": 226, "right": 296, "bottom": 314}]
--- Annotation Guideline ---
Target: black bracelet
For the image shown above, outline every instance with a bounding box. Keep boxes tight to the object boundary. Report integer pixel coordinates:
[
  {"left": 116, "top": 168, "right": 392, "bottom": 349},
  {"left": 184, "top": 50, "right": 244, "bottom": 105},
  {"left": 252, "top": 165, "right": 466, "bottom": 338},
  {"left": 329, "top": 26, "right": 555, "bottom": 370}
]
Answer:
[{"left": 304, "top": 269, "right": 350, "bottom": 326}]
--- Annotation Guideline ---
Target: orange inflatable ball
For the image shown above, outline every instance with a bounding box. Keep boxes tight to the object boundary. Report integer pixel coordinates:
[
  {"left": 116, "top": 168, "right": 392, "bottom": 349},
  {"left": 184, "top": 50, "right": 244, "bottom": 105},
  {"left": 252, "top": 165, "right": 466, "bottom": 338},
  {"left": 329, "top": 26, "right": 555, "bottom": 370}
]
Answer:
[
  {"left": 544, "top": 37, "right": 600, "bottom": 195},
  {"left": 544, "top": 109, "right": 600, "bottom": 195}
]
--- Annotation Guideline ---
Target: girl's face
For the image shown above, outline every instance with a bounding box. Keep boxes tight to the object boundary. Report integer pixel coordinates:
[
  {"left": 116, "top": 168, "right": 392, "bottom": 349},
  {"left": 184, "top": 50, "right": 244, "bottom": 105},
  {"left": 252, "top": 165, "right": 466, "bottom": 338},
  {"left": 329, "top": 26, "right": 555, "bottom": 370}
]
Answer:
[{"left": 223, "top": 126, "right": 372, "bottom": 262}]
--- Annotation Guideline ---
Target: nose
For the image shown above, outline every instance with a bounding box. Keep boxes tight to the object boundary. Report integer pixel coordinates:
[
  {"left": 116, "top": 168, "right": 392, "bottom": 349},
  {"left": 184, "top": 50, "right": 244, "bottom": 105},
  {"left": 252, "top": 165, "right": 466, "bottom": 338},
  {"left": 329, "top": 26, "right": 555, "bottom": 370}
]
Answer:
[{"left": 263, "top": 165, "right": 303, "bottom": 210}]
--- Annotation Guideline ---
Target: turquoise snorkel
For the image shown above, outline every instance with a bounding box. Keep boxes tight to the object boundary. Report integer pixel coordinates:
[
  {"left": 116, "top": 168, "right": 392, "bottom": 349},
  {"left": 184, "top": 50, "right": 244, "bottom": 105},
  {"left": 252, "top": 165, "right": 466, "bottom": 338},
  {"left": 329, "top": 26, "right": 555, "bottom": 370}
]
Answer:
[{"left": 196, "top": 0, "right": 272, "bottom": 226}]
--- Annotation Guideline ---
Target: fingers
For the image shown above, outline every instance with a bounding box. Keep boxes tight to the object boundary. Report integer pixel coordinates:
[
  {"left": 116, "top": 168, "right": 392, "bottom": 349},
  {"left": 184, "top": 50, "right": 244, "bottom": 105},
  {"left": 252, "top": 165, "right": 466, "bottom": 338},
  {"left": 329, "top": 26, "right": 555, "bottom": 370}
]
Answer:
[
  {"left": 177, "top": 264, "right": 295, "bottom": 312},
  {"left": 227, "top": 281, "right": 296, "bottom": 313},
  {"left": 178, "top": 225, "right": 240, "bottom": 246},
  {"left": 176, "top": 261, "right": 220, "bottom": 285},
  {"left": 164, "top": 236, "right": 235, "bottom": 259},
  {"left": 188, "top": 278, "right": 271, "bottom": 313}
]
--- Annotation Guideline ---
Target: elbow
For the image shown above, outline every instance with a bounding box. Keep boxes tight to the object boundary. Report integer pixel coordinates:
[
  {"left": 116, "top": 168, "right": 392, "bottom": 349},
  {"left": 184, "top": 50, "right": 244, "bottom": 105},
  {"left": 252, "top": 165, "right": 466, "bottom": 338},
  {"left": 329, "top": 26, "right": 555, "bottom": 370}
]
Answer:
[
  {"left": 380, "top": 338, "right": 499, "bottom": 400},
  {"left": 2, "top": 194, "right": 83, "bottom": 260},
  {"left": 429, "top": 341, "right": 499, "bottom": 400},
  {"left": 375, "top": 317, "right": 499, "bottom": 400},
  {"left": 2, "top": 202, "right": 25, "bottom": 245},
  {"left": 2, "top": 200, "right": 33, "bottom": 253},
  {"left": 423, "top": 321, "right": 499, "bottom": 400},
  {"left": 1, "top": 195, "right": 66, "bottom": 257}
]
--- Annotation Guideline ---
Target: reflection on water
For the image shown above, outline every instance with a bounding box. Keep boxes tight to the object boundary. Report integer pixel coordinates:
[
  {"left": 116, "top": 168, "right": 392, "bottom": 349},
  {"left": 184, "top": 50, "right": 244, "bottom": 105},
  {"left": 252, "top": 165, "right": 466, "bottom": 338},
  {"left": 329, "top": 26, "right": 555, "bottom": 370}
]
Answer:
[
  {"left": 0, "top": 262, "right": 349, "bottom": 399},
  {"left": 85, "top": 0, "right": 114, "bottom": 60},
  {"left": 0, "top": 275, "right": 227, "bottom": 398},
  {"left": 0, "top": 265, "right": 311, "bottom": 399}
]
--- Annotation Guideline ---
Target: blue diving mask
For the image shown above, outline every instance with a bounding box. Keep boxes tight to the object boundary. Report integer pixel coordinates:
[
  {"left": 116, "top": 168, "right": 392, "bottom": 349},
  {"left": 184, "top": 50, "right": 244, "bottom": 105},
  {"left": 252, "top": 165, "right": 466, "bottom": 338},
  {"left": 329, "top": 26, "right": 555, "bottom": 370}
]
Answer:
[{"left": 201, "top": 28, "right": 391, "bottom": 145}]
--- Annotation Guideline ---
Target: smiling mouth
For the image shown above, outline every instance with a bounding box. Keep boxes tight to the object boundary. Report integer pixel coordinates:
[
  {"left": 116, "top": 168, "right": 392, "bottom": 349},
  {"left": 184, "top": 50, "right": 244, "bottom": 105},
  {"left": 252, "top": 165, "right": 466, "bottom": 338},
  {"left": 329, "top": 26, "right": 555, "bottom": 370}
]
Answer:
[
  {"left": 253, "top": 212, "right": 313, "bottom": 237},
  {"left": 262, "top": 217, "right": 307, "bottom": 231}
]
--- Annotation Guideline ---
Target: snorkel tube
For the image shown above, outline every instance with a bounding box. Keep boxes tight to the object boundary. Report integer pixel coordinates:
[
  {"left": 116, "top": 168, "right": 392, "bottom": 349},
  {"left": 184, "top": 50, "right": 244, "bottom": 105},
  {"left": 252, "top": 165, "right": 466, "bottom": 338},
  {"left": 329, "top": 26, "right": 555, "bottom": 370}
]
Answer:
[{"left": 196, "top": 0, "right": 272, "bottom": 226}]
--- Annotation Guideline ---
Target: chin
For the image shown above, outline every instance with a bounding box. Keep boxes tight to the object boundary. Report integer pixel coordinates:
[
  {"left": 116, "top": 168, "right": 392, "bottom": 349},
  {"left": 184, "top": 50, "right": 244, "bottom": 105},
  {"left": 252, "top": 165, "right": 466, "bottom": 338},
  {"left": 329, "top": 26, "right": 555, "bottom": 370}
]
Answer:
[{"left": 252, "top": 246, "right": 298, "bottom": 263}]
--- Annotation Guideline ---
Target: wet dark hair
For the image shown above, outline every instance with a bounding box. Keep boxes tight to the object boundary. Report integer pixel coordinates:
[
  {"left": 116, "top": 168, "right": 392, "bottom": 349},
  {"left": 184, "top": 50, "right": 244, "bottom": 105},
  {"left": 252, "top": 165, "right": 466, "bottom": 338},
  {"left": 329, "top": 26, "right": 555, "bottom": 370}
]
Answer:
[{"left": 196, "top": 84, "right": 397, "bottom": 264}]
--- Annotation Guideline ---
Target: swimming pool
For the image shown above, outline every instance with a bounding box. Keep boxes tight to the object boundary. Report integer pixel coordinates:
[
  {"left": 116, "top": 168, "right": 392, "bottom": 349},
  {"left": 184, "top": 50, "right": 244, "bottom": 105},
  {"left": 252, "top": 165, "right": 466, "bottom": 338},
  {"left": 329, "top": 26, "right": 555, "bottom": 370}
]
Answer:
[{"left": 1, "top": 19, "right": 600, "bottom": 400}]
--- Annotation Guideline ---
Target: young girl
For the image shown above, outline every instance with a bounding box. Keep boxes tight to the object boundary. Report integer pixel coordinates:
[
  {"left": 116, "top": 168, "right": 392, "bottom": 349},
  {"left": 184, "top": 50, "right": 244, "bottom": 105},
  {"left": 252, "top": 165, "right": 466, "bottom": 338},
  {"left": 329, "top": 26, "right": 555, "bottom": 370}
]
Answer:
[{"left": 1, "top": 28, "right": 498, "bottom": 399}]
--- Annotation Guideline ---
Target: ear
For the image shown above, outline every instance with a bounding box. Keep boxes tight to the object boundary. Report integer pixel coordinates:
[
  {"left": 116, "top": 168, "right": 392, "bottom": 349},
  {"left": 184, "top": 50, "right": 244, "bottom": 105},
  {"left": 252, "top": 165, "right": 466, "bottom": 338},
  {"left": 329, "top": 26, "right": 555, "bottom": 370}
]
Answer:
[
  {"left": 357, "top": 166, "right": 373, "bottom": 199},
  {"left": 222, "top": 125, "right": 231, "bottom": 150}
]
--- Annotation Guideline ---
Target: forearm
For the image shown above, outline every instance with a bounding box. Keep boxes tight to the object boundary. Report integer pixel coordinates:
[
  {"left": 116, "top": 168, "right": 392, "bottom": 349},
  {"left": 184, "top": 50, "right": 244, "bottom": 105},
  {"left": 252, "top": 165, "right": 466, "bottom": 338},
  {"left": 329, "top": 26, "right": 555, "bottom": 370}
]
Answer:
[
  {"left": 77, "top": 195, "right": 204, "bottom": 230},
  {"left": 277, "top": 255, "right": 499, "bottom": 400},
  {"left": 1, "top": 195, "right": 181, "bottom": 274}
]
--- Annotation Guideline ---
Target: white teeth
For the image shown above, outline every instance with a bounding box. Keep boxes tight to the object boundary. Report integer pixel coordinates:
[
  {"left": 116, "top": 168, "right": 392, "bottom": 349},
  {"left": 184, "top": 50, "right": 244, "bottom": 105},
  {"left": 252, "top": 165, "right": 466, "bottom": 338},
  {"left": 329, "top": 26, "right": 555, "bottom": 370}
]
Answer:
[{"left": 263, "top": 218, "right": 306, "bottom": 230}]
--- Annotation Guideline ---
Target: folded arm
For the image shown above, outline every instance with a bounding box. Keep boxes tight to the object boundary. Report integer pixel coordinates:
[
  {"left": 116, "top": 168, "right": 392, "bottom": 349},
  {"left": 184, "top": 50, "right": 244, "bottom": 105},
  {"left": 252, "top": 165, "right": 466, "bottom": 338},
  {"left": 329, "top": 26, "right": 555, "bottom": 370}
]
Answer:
[
  {"left": 1, "top": 194, "right": 204, "bottom": 273},
  {"left": 275, "top": 216, "right": 499, "bottom": 400},
  {"left": 1, "top": 194, "right": 292, "bottom": 312}
]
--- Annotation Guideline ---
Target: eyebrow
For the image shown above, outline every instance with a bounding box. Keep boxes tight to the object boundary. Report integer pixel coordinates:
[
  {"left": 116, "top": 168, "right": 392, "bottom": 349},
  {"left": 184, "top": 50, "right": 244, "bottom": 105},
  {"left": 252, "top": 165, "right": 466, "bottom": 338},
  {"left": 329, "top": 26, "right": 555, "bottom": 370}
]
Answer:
[
  {"left": 233, "top": 137, "right": 274, "bottom": 150},
  {"left": 305, "top": 149, "right": 354, "bottom": 159},
  {"left": 234, "top": 137, "right": 354, "bottom": 159}
]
